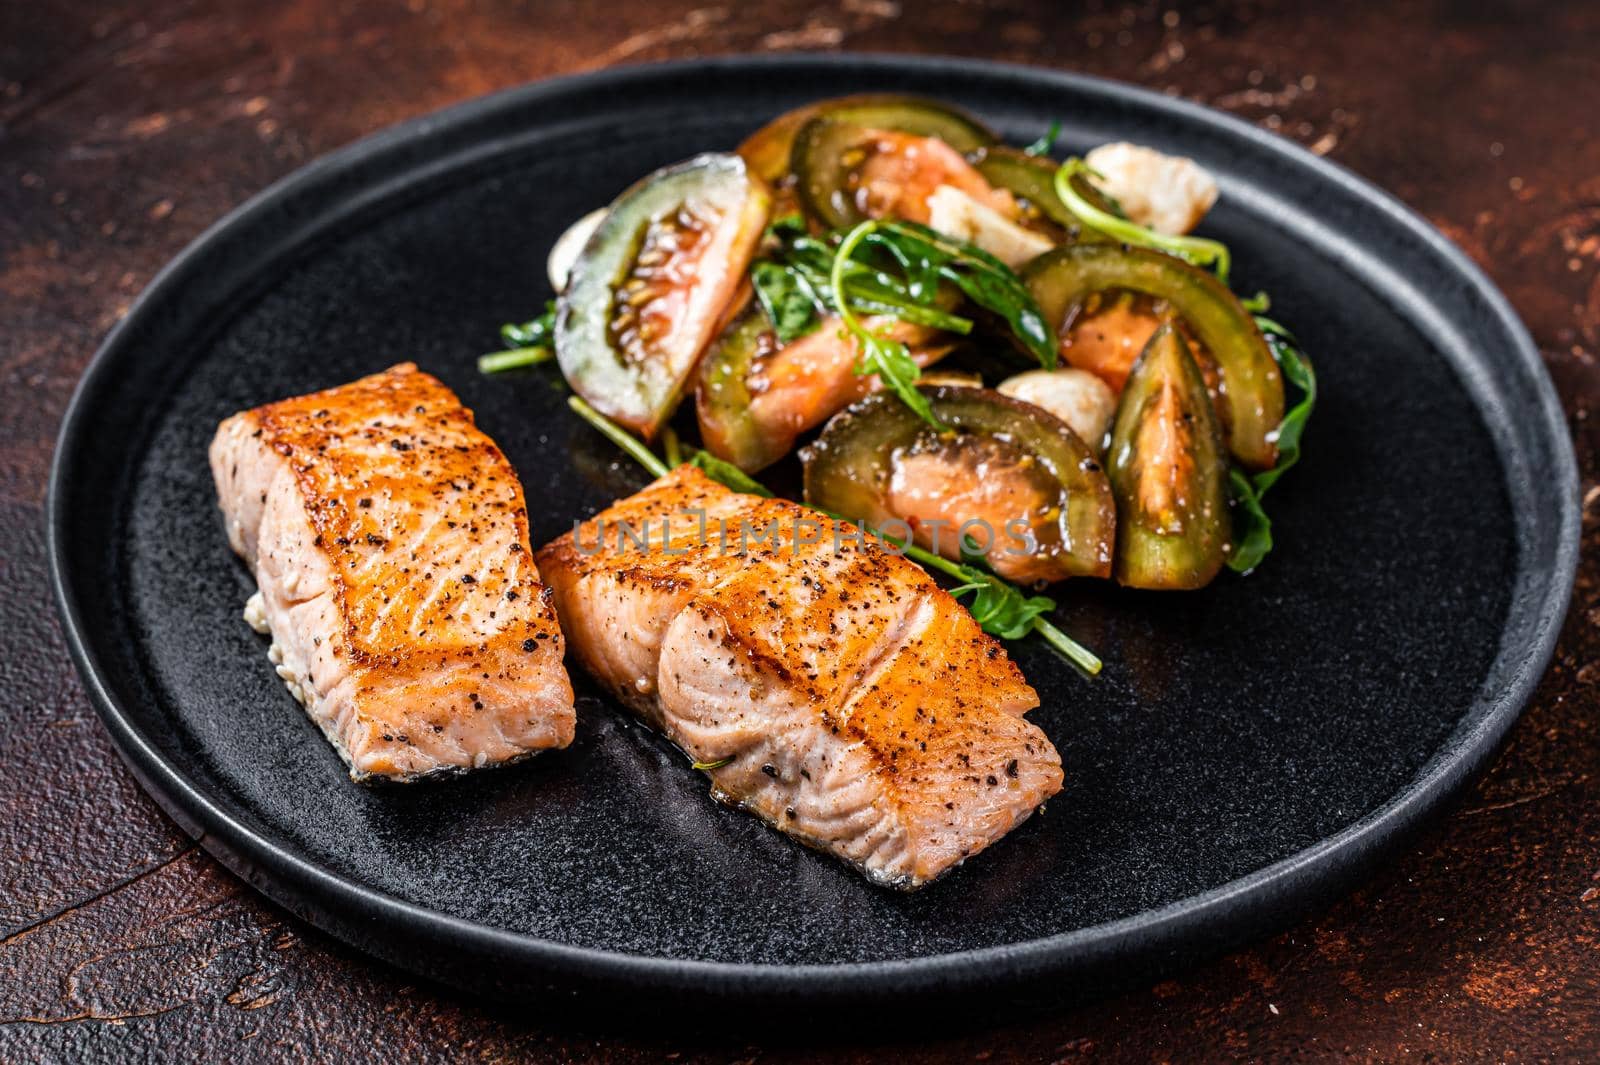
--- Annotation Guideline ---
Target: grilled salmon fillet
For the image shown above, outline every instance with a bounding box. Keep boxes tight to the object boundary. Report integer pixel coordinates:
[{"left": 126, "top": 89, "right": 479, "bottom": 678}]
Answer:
[
  {"left": 209, "top": 363, "right": 575, "bottom": 781},
  {"left": 537, "top": 466, "right": 1062, "bottom": 888}
]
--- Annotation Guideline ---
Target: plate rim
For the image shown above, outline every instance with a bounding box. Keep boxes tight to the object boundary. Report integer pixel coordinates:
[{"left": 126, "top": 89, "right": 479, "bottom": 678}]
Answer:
[{"left": 47, "top": 52, "right": 1580, "bottom": 1003}]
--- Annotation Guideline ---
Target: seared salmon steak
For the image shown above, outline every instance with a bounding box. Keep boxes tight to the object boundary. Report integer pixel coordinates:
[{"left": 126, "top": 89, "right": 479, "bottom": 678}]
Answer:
[
  {"left": 210, "top": 363, "right": 575, "bottom": 781},
  {"left": 537, "top": 466, "right": 1062, "bottom": 888}
]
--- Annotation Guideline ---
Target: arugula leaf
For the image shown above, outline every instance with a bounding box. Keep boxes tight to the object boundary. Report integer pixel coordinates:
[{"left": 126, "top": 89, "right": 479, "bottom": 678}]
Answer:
[
  {"left": 868, "top": 221, "right": 1057, "bottom": 369},
  {"left": 1024, "top": 119, "right": 1063, "bottom": 157},
  {"left": 958, "top": 580, "right": 1059, "bottom": 640},
  {"left": 1053, "top": 158, "right": 1233, "bottom": 284},
  {"left": 942, "top": 540, "right": 1054, "bottom": 639},
  {"left": 566, "top": 395, "right": 669, "bottom": 479},
  {"left": 830, "top": 221, "right": 946, "bottom": 429},
  {"left": 1227, "top": 468, "right": 1274, "bottom": 572},
  {"left": 478, "top": 346, "right": 555, "bottom": 373},
  {"left": 751, "top": 260, "right": 821, "bottom": 342},
  {"left": 1255, "top": 334, "right": 1315, "bottom": 492},
  {"left": 764, "top": 212, "right": 808, "bottom": 242},
  {"left": 1253, "top": 314, "right": 1293, "bottom": 340},
  {"left": 1227, "top": 321, "right": 1317, "bottom": 573},
  {"left": 480, "top": 301, "right": 558, "bottom": 373},
  {"left": 858, "top": 328, "right": 943, "bottom": 427},
  {"left": 753, "top": 255, "right": 975, "bottom": 340},
  {"left": 780, "top": 215, "right": 1062, "bottom": 425},
  {"left": 844, "top": 289, "right": 974, "bottom": 333},
  {"left": 944, "top": 535, "right": 1057, "bottom": 640},
  {"left": 755, "top": 217, "right": 1047, "bottom": 365},
  {"left": 500, "top": 300, "right": 558, "bottom": 348},
  {"left": 882, "top": 532, "right": 1101, "bottom": 674},
  {"left": 687, "top": 450, "right": 775, "bottom": 497},
  {"left": 945, "top": 561, "right": 1098, "bottom": 672}
]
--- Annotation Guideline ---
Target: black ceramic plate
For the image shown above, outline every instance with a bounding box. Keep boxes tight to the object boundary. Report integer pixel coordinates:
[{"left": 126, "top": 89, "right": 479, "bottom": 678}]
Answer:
[{"left": 50, "top": 55, "right": 1577, "bottom": 1011}]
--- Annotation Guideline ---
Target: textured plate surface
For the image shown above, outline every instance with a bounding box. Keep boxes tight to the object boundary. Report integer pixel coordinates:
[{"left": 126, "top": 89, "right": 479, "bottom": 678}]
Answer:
[{"left": 49, "top": 55, "right": 1577, "bottom": 1007}]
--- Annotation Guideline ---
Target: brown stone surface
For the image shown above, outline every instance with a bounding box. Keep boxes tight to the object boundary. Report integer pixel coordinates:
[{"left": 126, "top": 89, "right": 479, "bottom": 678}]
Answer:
[{"left": 3, "top": 0, "right": 1598, "bottom": 1059}]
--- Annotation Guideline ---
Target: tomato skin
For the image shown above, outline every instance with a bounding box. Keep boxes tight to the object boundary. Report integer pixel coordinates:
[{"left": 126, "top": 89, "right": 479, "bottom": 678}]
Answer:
[
  {"left": 737, "top": 94, "right": 996, "bottom": 186},
  {"left": 793, "top": 120, "right": 1008, "bottom": 231},
  {"left": 968, "top": 146, "right": 1118, "bottom": 239},
  {"left": 1024, "top": 243, "right": 1283, "bottom": 470},
  {"left": 694, "top": 307, "right": 777, "bottom": 472},
  {"left": 555, "top": 154, "right": 770, "bottom": 440},
  {"left": 1107, "top": 324, "right": 1231, "bottom": 590},
  {"left": 695, "top": 306, "right": 949, "bottom": 473},
  {"left": 803, "top": 385, "right": 1116, "bottom": 584}
]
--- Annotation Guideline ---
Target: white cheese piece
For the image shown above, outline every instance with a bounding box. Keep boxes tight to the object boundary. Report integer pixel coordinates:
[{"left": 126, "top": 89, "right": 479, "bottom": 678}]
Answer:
[
  {"left": 925, "top": 185, "right": 1054, "bottom": 270},
  {"left": 1084, "top": 142, "right": 1219, "bottom": 235},
  {"left": 998, "top": 368, "right": 1119, "bottom": 451}
]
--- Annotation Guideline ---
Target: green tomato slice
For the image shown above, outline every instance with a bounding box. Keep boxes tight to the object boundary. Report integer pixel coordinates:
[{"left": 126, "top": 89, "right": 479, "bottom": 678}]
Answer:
[{"left": 555, "top": 153, "right": 770, "bottom": 440}]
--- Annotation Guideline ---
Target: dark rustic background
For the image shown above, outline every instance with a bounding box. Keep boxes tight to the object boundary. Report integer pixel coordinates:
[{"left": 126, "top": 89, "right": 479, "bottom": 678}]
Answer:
[{"left": 3, "top": 0, "right": 1598, "bottom": 1060}]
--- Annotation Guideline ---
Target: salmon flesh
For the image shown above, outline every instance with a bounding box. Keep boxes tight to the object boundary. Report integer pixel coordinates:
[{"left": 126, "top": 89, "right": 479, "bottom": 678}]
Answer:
[
  {"left": 210, "top": 363, "right": 575, "bottom": 781},
  {"left": 537, "top": 466, "right": 1063, "bottom": 888}
]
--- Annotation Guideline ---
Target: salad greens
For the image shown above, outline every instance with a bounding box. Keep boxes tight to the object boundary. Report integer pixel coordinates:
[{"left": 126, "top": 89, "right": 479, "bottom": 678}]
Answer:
[
  {"left": 750, "top": 260, "right": 824, "bottom": 342},
  {"left": 1227, "top": 316, "right": 1318, "bottom": 572},
  {"left": 830, "top": 220, "right": 947, "bottom": 430},
  {"left": 882, "top": 534, "right": 1100, "bottom": 675},
  {"left": 479, "top": 301, "right": 558, "bottom": 373},
  {"left": 1053, "top": 158, "right": 1233, "bottom": 284},
  {"left": 1023, "top": 119, "right": 1062, "bottom": 158},
  {"left": 864, "top": 221, "right": 1055, "bottom": 367},
  {"left": 753, "top": 214, "right": 1063, "bottom": 430},
  {"left": 750, "top": 216, "right": 977, "bottom": 342},
  {"left": 751, "top": 213, "right": 1057, "bottom": 378},
  {"left": 941, "top": 536, "right": 1100, "bottom": 674},
  {"left": 492, "top": 112, "right": 1319, "bottom": 585}
]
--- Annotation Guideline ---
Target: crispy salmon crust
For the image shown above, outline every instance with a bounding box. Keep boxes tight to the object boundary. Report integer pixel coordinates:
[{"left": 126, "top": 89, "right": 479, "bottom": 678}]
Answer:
[
  {"left": 210, "top": 363, "right": 575, "bottom": 781},
  {"left": 537, "top": 466, "right": 1062, "bottom": 887}
]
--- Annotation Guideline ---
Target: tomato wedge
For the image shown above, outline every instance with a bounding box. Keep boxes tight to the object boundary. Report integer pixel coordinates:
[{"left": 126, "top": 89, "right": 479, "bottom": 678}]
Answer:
[
  {"left": 1107, "top": 324, "right": 1231, "bottom": 589},
  {"left": 803, "top": 386, "right": 1115, "bottom": 584},
  {"left": 696, "top": 306, "right": 951, "bottom": 473},
  {"left": 555, "top": 154, "right": 770, "bottom": 440},
  {"left": 738, "top": 94, "right": 996, "bottom": 186},
  {"left": 1025, "top": 243, "right": 1283, "bottom": 469},
  {"left": 793, "top": 121, "right": 1014, "bottom": 230}
]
